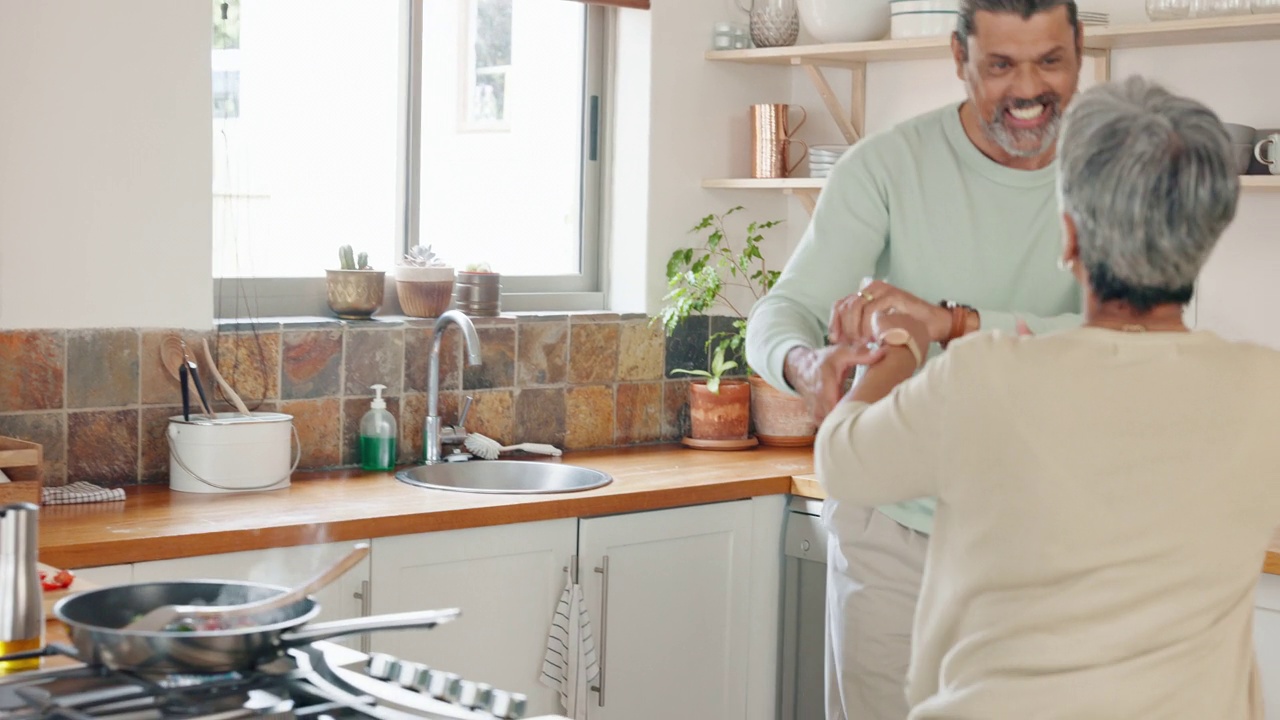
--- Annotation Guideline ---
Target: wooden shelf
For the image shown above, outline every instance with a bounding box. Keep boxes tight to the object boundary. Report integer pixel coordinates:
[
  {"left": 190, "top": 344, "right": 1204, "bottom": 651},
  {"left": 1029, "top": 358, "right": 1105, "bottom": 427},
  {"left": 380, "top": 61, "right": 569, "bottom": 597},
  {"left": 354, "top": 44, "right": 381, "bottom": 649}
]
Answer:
[
  {"left": 701, "top": 178, "right": 826, "bottom": 189},
  {"left": 705, "top": 14, "right": 1280, "bottom": 66}
]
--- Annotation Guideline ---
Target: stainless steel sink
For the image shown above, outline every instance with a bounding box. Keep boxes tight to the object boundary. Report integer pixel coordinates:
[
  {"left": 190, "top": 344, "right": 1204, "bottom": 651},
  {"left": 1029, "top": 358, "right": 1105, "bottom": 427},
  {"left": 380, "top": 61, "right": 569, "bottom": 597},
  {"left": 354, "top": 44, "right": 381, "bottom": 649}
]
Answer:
[{"left": 395, "top": 460, "right": 612, "bottom": 494}]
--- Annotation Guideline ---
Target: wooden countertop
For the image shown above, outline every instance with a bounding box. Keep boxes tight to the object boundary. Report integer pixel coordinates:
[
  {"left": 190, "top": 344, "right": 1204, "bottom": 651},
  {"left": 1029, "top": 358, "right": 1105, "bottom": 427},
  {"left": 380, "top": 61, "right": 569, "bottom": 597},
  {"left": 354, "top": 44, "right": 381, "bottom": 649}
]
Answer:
[
  {"left": 39, "top": 445, "right": 814, "bottom": 569},
  {"left": 793, "top": 474, "right": 1280, "bottom": 576}
]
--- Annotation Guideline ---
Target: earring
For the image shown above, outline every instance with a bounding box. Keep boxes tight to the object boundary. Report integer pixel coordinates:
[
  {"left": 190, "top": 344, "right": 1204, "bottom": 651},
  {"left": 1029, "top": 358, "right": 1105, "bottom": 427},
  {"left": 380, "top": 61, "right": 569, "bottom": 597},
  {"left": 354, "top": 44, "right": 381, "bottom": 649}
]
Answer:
[{"left": 1056, "top": 257, "right": 1075, "bottom": 272}]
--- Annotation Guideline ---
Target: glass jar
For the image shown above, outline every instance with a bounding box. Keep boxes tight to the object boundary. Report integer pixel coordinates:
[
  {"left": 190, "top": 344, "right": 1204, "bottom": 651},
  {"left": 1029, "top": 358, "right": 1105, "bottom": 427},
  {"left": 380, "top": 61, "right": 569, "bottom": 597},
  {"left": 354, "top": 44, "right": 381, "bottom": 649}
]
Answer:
[
  {"left": 732, "top": 23, "right": 752, "bottom": 49},
  {"left": 712, "top": 21, "right": 735, "bottom": 50},
  {"left": 1146, "top": 0, "right": 1191, "bottom": 19},
  {"left": 1191, "top": 0, "right": 1251, "bottom": 16}
]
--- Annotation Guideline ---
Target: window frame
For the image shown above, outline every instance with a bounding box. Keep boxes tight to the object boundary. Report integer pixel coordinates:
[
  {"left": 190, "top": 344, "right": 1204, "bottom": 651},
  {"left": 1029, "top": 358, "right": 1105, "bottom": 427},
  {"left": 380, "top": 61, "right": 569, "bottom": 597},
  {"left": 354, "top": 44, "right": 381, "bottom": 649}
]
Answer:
[{"left": 214, "top": 0, "right": 611, "bottom": 318}]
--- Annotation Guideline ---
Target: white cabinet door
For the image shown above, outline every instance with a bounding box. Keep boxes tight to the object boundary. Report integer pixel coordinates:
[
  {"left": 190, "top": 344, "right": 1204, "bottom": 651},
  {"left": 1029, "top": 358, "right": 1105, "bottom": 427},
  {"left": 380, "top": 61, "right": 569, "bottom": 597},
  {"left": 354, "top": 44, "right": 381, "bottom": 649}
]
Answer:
[
  {"left": 369, "top": 519, "right": 577, "bottom": 717},
  {"left": 578, "top": 500, "right": 755, "bottom": 720},
  {"left": 131, "top": 541, "right": 372, "bottom": 647},
  {"left": 1257, "top": 574, "right": 1280, "bottom": 720}
]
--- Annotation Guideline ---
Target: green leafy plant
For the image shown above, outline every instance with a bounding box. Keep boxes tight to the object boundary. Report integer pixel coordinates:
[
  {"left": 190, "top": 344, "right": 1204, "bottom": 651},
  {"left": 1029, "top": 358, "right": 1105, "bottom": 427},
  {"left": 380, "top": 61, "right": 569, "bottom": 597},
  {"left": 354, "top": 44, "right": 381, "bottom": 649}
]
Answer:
[
  {"left": 338, "top": 245, "right": 371, "bottom": 270},
  {"left": 660, "top": 206, "right": 783, "bottom": 393}
]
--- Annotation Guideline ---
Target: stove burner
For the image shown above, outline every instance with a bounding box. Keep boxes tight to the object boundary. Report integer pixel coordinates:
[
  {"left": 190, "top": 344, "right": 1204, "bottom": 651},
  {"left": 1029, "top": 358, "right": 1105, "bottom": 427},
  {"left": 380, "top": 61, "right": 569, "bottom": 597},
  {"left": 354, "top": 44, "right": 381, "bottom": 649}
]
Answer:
[{"left": 0, "top": 644, "right": 532, "bottom": 720}]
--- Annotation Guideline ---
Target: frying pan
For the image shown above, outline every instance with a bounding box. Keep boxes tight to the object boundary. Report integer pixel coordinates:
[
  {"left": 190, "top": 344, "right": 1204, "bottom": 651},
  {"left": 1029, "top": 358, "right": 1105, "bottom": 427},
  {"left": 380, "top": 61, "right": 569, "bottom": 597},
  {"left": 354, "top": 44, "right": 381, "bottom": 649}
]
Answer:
[{"left": 50, "top": 580, "right": 459, "bottom": 675}]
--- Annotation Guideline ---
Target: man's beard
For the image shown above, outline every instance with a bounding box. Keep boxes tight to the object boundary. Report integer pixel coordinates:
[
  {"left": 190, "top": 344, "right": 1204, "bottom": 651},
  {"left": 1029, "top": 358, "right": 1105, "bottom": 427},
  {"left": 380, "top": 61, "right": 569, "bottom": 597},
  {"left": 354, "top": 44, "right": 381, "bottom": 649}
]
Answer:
[{"left": 980, "top": 93, "right": 1063, "bottom": 159}]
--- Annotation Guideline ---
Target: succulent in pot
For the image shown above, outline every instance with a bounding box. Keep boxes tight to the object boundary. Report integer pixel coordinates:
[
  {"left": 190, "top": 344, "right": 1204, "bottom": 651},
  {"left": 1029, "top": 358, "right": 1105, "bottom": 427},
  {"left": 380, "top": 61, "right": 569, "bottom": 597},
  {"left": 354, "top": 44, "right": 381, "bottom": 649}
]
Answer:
[
  {"left": 396, "top": 244, "right": 455, "bottom": 318},
  {"left": 326, "top": 245, "right": 386, "bottom": 320}
]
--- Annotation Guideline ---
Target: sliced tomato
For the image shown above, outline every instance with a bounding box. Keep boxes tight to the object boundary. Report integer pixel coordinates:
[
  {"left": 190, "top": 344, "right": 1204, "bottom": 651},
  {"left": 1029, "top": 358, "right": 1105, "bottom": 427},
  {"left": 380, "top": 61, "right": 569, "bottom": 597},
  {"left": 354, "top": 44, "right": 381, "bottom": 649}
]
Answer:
[{"left": 39, "top": 568, "right": 75, "bottom": 591}]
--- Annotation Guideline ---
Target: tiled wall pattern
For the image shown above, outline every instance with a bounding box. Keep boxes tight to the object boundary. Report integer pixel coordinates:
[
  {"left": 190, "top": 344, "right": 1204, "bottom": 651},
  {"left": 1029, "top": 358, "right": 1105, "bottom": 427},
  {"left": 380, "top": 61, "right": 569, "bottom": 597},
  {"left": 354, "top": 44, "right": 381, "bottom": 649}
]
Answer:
[{"left": 0, "top": 313, "right": 722, "bottom": 487}]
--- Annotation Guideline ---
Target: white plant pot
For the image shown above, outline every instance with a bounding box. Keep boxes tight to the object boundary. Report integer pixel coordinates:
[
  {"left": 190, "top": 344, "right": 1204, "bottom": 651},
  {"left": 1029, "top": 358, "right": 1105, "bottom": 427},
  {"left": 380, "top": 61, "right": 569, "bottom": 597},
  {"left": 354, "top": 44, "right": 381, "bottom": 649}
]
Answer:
[{"left": 799, "top": 0, "right": 891, "bottom": 43}]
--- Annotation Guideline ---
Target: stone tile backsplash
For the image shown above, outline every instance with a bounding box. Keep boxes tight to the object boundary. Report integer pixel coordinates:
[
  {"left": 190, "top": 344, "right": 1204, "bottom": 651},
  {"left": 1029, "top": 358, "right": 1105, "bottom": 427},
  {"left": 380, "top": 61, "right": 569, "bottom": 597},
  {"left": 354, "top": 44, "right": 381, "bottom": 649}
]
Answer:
[{"left": 0, "top": 312, "right": 727, "bottom": 487}]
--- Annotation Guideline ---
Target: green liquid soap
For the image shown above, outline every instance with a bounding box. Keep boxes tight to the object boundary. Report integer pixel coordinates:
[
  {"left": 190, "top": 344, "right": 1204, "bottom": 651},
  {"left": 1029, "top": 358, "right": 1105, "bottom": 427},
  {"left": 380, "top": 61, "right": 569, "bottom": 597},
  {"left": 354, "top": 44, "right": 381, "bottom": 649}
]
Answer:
[{"left": 360, "top": 435, "right": 397, "bottom": 471}]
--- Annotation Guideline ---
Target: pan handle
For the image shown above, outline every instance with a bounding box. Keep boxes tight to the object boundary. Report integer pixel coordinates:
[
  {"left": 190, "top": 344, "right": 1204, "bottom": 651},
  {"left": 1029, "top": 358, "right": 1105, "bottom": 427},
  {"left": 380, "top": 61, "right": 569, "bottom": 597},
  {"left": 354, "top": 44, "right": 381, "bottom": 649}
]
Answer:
[{"left": 279, "top": 608, "right": 461, "bottom": 646}]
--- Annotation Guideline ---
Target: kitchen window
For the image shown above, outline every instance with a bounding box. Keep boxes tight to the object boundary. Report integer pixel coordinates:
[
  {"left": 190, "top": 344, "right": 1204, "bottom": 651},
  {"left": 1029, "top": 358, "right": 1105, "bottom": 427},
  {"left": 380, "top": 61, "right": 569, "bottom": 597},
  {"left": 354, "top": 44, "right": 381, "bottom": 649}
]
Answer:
[{"left": 212, "top": 0, "right": 609, "bottom": 317}]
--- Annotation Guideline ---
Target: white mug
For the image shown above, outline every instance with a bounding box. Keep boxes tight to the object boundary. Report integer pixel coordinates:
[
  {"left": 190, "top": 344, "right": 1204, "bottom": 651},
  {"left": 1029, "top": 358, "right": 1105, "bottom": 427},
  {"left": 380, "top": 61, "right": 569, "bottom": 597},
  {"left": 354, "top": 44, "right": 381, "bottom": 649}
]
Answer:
[{"left": 1254, "top": 133, "right": 1280, "bottom": 175}]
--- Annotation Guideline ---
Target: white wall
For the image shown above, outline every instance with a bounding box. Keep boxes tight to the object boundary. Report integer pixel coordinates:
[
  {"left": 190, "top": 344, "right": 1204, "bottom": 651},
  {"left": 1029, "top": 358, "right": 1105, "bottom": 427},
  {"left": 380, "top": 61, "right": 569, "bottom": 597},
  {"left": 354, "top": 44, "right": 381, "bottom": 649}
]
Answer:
[
  {"left": 611, "top": 0, "right": 792, "bottom": 314},
  {"left": 0, "top": 0, "right": 212, "bottom": 330}
]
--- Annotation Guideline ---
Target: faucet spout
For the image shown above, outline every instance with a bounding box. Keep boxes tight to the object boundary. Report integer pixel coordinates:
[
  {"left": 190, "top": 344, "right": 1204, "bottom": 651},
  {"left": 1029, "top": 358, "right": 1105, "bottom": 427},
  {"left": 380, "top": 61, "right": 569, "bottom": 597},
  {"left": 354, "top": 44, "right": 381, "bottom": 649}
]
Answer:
[{"left": 426, "top": 310, "right": 483, "bottom": 464}]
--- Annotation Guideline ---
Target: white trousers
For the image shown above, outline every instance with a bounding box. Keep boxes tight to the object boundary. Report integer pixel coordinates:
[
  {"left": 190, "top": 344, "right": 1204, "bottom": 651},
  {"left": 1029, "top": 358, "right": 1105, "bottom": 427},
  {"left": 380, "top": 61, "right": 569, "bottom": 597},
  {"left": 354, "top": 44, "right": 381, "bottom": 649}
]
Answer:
[{"left": 825, "top": 506, "right": 929, "bottom": 720}]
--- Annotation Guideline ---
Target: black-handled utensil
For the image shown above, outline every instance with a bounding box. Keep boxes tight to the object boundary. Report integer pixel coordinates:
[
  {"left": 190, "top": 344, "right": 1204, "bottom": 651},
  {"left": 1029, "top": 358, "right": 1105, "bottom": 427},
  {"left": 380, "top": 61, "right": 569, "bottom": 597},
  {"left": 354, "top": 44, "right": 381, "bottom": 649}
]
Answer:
[
  {"left": 186, "top": 360, "right": 213, "bottom": 418},
  {"left": 179, "top": 363, "right": 191, "bottom": 421}
]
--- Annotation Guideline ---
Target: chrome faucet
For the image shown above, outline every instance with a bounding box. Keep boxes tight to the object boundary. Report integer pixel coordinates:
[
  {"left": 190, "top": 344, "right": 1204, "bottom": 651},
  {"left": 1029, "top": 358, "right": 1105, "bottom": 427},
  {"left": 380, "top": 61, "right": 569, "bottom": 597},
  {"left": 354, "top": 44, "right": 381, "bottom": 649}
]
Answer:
[{"left": 425, "top": 310, "right": 483, "bottom": 464}]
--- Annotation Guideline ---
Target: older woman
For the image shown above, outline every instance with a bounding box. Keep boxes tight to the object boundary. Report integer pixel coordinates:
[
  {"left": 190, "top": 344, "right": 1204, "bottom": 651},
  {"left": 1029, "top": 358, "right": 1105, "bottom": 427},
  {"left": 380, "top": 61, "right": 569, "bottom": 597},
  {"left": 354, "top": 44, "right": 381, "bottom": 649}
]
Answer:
[{"left": 816, "top": 76, "right": 1280, "bottom": 718}]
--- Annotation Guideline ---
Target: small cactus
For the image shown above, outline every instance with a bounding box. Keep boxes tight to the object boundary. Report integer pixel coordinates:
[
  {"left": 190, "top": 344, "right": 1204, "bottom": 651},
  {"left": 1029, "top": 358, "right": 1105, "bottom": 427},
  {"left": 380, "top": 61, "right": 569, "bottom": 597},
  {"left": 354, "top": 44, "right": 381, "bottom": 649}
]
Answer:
[{"left": 338, "top": 245, "right": 371, "bottom": 270}]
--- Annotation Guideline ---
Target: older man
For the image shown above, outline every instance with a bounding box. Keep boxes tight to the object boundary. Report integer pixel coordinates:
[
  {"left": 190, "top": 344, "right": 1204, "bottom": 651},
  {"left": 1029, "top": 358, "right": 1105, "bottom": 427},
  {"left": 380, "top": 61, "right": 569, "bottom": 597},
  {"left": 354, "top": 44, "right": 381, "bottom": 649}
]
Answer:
[{"left": 746, "top": 0, "right": 1087, "bottom": 717}]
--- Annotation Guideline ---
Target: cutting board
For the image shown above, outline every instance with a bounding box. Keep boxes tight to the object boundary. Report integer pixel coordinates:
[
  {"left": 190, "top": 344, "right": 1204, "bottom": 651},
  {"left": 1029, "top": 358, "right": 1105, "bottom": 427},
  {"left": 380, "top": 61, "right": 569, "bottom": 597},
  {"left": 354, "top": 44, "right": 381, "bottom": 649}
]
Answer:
[{"left": 39, "top": 563, "right": 98, "bottom": 616}]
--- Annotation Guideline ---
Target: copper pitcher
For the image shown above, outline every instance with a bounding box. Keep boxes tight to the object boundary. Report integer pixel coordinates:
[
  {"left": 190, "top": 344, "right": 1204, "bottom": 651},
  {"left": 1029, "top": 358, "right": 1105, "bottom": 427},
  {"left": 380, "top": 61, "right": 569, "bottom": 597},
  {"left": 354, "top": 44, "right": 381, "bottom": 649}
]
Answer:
[{"left": 751, "top": 104, "right": 808, "bottom": 179}]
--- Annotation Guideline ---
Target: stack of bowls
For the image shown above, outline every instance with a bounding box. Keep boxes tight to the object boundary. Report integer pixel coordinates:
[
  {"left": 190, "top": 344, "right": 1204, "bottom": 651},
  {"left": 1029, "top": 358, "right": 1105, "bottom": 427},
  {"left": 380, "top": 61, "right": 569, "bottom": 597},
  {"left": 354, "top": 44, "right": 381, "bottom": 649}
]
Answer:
[
  {"left": 890, "top": 0, "right": 959, "bottom": 39},
  {"left": 809, "top": 144, "right": 849, "bottom": 178},
  {"left": 1225, "top": 123, "right": 1255, "bottom": 176}
]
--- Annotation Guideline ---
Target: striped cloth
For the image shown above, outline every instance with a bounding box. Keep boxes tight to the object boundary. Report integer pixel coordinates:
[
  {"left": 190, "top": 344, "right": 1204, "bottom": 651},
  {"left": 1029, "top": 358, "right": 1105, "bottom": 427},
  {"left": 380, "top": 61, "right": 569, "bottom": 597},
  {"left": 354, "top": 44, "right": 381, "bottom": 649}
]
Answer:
[
  {"left": 43, "top": 481, "right": 126, "bottom": 505},
  {"left": 539, "top": 578, "right": 599, "bottom": 719}
]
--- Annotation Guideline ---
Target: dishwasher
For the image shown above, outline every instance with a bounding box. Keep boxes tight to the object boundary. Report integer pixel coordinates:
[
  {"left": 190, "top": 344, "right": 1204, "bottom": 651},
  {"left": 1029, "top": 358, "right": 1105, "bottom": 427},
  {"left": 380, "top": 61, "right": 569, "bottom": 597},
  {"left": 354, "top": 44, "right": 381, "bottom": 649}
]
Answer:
[{"left": 779, "top": 496, "right": 828, "bottom": 720}]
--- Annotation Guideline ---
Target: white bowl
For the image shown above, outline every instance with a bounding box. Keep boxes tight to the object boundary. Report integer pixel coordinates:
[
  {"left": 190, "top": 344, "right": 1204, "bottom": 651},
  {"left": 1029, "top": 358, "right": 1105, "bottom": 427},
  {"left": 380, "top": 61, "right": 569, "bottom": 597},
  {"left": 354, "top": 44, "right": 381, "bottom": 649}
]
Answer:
[
  {"left": 890, "top": 10, "right": 958, "bottom": 39},
  {"left": 811, "top": 144, "right": 850, "bottom": 153},
  {"left": 799, "top": 0, "right": 891, "bottom": 43}
]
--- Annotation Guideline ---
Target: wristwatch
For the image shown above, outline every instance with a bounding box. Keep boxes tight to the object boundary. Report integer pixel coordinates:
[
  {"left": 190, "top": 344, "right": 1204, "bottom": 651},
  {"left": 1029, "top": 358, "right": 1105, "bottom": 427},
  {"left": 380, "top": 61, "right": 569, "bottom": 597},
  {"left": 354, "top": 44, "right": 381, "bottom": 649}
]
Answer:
[{"left": 877, "top": 327, "right": 924, "bottom": 369}]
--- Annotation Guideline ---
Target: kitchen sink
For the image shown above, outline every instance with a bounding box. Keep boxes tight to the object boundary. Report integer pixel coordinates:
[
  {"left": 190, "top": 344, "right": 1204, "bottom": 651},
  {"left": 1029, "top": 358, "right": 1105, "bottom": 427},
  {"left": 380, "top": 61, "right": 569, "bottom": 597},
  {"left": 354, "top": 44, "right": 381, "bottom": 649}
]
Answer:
[{"left": 395, "top": 460, "right": 612, "bottom": 494}]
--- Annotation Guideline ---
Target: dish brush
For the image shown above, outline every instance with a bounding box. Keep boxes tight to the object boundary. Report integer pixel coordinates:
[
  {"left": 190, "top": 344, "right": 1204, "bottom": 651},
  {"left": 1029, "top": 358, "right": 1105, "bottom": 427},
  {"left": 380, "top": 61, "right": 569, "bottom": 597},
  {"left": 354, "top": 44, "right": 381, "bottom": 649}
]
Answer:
[{"left": 464, "top": 433, "right": 563, "bottom": 460}]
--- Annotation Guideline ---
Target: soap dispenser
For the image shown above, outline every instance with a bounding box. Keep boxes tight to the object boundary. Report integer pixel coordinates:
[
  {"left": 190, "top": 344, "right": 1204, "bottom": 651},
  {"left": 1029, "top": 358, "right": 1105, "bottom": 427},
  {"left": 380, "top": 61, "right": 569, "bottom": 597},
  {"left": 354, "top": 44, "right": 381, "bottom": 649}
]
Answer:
[{"left": 359, "top": 384, "right": 397, "bottom": 471}]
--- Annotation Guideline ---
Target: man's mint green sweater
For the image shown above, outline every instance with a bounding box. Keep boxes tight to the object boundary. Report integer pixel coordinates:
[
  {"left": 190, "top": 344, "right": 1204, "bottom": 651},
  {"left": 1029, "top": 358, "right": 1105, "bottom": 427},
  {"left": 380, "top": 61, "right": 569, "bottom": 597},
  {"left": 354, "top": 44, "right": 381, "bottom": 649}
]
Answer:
[{"left": 746, "top": 102, "right": 1082, "bottom": 535}]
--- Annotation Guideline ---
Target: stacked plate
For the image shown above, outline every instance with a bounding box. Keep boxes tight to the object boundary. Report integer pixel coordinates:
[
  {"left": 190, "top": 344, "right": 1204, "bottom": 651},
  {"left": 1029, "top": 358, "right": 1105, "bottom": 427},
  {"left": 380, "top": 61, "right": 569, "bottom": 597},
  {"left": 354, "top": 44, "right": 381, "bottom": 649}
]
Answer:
[
  {"left": 809, "top": 144, "right": 849, "bottom": 179},
  {"left": 889, "top": 0, "right": 959, "bottom": 39},
  {"left": 1079, "top": 10, "right": 1110, "bottom": 25}
]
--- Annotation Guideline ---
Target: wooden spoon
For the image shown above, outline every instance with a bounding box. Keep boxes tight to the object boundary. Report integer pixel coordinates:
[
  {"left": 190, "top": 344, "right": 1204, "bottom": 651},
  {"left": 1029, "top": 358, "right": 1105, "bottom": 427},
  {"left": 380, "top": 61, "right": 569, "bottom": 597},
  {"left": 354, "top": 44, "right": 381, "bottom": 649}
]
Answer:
[{"left": 202, "top": 338, "right": 251, "bottom": 416}]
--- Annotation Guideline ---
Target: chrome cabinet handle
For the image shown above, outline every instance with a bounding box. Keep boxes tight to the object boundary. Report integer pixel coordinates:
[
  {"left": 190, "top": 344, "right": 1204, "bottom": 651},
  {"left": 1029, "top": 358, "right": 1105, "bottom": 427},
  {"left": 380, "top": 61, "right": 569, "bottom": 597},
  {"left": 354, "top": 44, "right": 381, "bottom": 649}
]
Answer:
[
  {"left": 354, "top": 579, "right": 372, "bottom": 653},
  {"left": 591, "top": 555, "right": 610, "bottom": 706}
]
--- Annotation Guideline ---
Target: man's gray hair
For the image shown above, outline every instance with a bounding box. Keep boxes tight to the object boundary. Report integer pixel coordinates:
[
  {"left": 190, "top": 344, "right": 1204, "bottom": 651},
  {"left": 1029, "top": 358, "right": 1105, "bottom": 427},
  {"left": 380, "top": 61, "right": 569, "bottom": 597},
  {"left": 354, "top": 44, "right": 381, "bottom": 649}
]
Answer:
[
  {"left": 1056, "top": 76, "right": 1238, "bottom": 311},
  {"left": 955, "top": 0, "right": 1079, "bottom": 57}
]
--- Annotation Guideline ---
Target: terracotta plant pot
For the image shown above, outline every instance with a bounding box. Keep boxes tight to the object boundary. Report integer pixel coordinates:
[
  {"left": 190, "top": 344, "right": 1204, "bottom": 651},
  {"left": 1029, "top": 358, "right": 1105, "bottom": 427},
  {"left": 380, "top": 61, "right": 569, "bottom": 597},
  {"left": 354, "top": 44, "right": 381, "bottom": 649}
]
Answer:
[
  {"left": 395, "top": 265, "right": 454, "bottom": 318},
  {"left": 688, "top": 379, "right": 751, "bottom": 440},
  {"left": 749, "top": 375, "right": 815, "bottom": 446},
  {"left": 326, "top": 269, "right": 386, "bottom": 320}
]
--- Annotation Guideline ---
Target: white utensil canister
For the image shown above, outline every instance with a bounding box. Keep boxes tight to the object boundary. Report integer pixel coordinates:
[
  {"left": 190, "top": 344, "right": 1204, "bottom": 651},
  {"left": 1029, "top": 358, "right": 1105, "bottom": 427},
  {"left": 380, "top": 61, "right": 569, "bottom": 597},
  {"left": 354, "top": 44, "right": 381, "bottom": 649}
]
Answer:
[{"left": 167, "top": 412, "right": 299, "bottom": 494}]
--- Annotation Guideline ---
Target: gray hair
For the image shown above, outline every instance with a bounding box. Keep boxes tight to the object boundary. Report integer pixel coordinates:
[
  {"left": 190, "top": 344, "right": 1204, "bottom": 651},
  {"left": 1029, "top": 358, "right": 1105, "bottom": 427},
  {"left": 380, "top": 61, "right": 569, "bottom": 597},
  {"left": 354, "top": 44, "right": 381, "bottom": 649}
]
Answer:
[
  {"left": 955, "top": 0, "right": 1079, "bottom": 58},
  {"left": 1056, "top": 76, "right": 1238, "bottom": 311}
]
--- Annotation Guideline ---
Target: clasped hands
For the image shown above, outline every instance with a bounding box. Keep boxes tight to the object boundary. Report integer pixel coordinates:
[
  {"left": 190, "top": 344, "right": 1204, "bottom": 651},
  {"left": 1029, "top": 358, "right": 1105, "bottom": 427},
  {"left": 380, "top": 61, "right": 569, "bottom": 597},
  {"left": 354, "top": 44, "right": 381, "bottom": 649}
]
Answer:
[{"left": 785, "top": 281, "right": 943, "bottom": 422}]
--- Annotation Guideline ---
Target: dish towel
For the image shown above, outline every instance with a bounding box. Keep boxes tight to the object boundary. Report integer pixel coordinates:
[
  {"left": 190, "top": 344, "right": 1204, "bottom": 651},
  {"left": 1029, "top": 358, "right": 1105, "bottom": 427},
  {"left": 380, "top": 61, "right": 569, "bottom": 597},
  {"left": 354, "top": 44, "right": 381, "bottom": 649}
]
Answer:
[
  {"left": 539, "top": 578, "right": 599, "bottom": 719},
  {"left": 43, "top": 481, "right": 126, "bottom": 505}
]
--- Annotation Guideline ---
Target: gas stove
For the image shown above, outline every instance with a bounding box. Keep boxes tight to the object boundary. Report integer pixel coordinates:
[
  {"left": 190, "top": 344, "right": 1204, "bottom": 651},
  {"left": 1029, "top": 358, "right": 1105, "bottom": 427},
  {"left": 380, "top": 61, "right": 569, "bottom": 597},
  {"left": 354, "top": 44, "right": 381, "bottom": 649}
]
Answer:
[{"left": 0, "top": 643, "right": 559, "bottom": 720}]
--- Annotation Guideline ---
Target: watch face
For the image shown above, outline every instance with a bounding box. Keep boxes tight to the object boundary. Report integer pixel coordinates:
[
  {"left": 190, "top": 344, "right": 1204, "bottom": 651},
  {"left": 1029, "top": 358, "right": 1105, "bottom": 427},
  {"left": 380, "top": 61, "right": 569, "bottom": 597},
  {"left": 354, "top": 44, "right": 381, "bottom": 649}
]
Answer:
[{"left": 880, "top": 327, "right": 910, "bottom": 345}]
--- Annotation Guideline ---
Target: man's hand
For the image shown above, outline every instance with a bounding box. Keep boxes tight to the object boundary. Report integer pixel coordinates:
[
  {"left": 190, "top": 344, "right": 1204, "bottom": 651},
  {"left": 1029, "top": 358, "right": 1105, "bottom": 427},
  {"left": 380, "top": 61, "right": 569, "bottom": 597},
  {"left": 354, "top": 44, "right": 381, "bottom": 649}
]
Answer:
[
  {"left": 784, "top": 344, "right": 886, "bottom": 422},
  {"left": 828, "top": 280, "right": 952, "bottom": 345}
]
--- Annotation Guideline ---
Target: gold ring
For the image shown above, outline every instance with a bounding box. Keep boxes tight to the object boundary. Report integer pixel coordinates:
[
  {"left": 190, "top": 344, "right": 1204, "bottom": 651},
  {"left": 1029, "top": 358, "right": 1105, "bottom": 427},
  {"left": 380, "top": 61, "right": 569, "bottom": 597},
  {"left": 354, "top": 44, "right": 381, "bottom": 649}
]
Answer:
[{"left": 859, "top": 291, "right": 874, "bottom": 302}]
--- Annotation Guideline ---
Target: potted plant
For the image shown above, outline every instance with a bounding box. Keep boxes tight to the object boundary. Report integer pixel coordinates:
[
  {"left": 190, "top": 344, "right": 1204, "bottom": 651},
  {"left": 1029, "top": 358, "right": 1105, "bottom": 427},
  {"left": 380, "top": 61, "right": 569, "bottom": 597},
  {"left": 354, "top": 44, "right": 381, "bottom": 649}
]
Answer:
[
  {"left": 455, "top": 262, "right": 502, "bottom": 317},
  {"left": 326, "top": 245, "right": 385, "bottom": 320},
  {"left": 396, "top": 244, "right": 454, "bottom": 318},
  {"left": 661, "top": 206, "right": 816, "bottom": 446}
]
